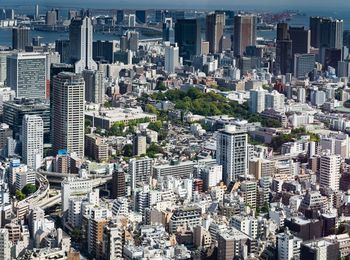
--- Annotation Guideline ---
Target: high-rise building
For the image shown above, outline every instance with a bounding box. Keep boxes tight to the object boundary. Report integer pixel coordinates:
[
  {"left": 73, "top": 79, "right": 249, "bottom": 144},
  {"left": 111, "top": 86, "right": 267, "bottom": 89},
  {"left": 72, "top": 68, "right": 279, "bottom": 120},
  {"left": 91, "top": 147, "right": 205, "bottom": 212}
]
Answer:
[
  {"left": 325, "top": 48, "right": 342, "bottom": 70},
  {"left": 82, "top": 69, "right": 104, "bottom": 104},
  {"left": 265, "top": 90, "right": 285, "bottom": 112},
  {"left": 116, "top": 10, "right": 124, "bottom": 25},
  {"left": 22, "top": 115, "right": 43, "bottom": 170},
  {"left": 6, "top": 52, "right": 47, "bottom": 99},
  {"left": 46, "top": 9, "right": 57, "bottom": 26},
  {"left": 55, "top": 39, "right": 70, "bottom": 63},
  {"left": 310, "top": 17, "right": 343, "bottom": 49},
  {"left": 162, "top": 18, "right": 175, "bottom": 43},
  {"left": 12, "top": 27, "right": 31, "bottom": 50},
  {"left": 216, "top": 126, "right": 248, "bottom": 184},
  {"left": 206, "top": 12, "right": 225, "bottom": 54},
  {"left": 92, "top": 40, "right": 116, "bottom": 63},
  {"left": 277, "top": 23, "right": 289, "bottom": 41},
  {"left": 320, "top": 154, "right": 340, "bottom": 191},
  {"left": 35, "top": 5, "right": 39, "bottom": 20},
  {"left": 175, "top": 19, "right": 201, "bottom": 60},
  {"left": 0, "top": 229, "right": 11, "bottom": 260},
  {"left": 294, "top": 53, "right": 316, "bottom": 79},
  {"left": 3, "top": 99, "right": 50, "bottom": 142},
  {"left": 135, "top": 10, "right": 146, "bottom": 24},
  {"left": 69, "top": 16, "right": 97, "bottom": 73},
  {"left": 112, "top": 168, "right": 126, "bottom": 199},
  {"left": 164, "top": 42, "right": 179, "bottom": 74},
  {"left": 52, "top": 72, "right": 85, "bottom": 158},
  {"left": 233, "top": 15, "right": 257, "bottom": 56},
  {"left": 128, "top": 14, "right": 136, "bottom": 27},
  {"left": 288, "top": 26, "right": 311, "bottom": 56},
  {"left": 128, "top": 157, "right": 152, "bottom": 191},
  {"left": 0, "top": 51, "right": 13, "bottom": 86},
  {"left": 249, "top": 87, "right": 267, "bottom": 113},
  {"left": 132, "top": 134, "right": 146, "bottom": 156}
]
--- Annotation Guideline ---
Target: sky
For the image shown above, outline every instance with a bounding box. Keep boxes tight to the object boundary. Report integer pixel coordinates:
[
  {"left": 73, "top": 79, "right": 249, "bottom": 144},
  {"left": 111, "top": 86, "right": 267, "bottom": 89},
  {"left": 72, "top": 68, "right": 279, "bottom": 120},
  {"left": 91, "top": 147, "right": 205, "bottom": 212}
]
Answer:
[{"left": 1, "top": 0, "right": 350, "bottom": 10}]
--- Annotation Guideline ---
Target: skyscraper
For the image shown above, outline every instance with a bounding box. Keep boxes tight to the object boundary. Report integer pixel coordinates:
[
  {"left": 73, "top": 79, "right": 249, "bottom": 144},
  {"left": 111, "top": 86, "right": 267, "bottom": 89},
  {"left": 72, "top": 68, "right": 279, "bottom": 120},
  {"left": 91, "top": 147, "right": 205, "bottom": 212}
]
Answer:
[
  {"left": 46, "top": 9, "right": 57, "bottom": 26},
  {"left": 175, "top": 19, "right": 201, "bottom": 60},
  {"left": 6, "top": 52, "right": 47, "bottom": 99},
  {"left": 12, "top": 27, "right": 31, "bottom": 50},
  {"left": 320, "top": 154, "right": 340, "bottom": 191},
  {"left": 164, "top": 42, "right": 179, "bottom": 74},
  {"left": 135, "top": 10, "right": 146, "bottom": 24},
  {"left": 22, "top": 115, "right": 43, "bottom": 170},
  {"left": 310, "top": 17, "right": 343, "bottom": 49},
  {"left": 206, "top": 12, "right": 225, "bottom": 54},
  {"left": 294, "top": 53, "right": 316, "bottom": 79},
  {"left": 69, "top": 16, "right": 97, "bottom": 73},
  {"left": 249, "top": 87, "right": 267, "bottom": 113},
  {"left": 82, "top": 69, "right": 104, "bottom": 104},
  {"left": 233, "top": 15, "right": 257, "bottom": 56},
  {"left": 288, "top": 26, "right": 311, "bottom": 56},
  {"left": 216, "top": 125, "right": 248, "bottom": 184},
  {"left": 52, "top": 72, "right": 85, "bottom": 158},
  {"left": 277, "top": 23, "right": 289, "bottom": 41},
  {"left": 276, "top": 40, "right": 293, "bottom": 75}
]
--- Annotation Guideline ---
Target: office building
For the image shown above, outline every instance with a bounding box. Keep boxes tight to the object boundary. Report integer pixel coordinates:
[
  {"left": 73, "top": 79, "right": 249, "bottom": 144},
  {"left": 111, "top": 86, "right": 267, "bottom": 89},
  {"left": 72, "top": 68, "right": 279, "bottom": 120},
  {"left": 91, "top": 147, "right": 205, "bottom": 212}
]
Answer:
[
  {"left": 276, "top": 39, "right": 293, "bottom": 75},
  {"left": 175, "top": 19, "right": 201, "bottom": 59},
  {"left": 325, "top": 48, "right": 342, "bottom": 70},
  {"left": 164, "top": 42, "right": 179, "bottom": 74},
  {"left": 112, "top": 168, "right": 126, "bottom": 199},
  {"left": 277, "top": 229, "right": 302, "bottom": 260},
  {"left": 231, "top": 215, "right": 258, "bottom": 238},
  {"left": 15, "top": 170, "right": 35, "bottom": 191},
  {"left": 320, "top": 154, "right": 340, "bottom": 191},
  {"left": 128, "top": 157, "right": 152, "bottom": 190},
  {"left": 265, "top": 90, "right": 285, "bottom": 112},
  {"left": 0, "top": 229, "right": 11, "bottom": 260},
  {"left": 55, "top": 39, "right": 70, "bottom": 63},
  {"left": 6, "top": 52, "right": 46, "bottom": 99},
  {"left": 69, "top": 16, "right": 97, "bottom": 73},
  {"left": 233, "top": 15, "right": 257, "bottom": 56},
  {"left": 206, "top": 12, "right": 225, "bottom": 53},
  {"left": 0, "top": 51, "right": 13, "bottom": 86},
  {"left": 3, "top": 99, "right": 50, "bottom": 142},
  {"left": 93, "top": 40, "right": 116, "bottom": 63},
  {"left": 249, "top": 87, "right": 267, "bottom": 113},
  {"left": 22, "top": 115, "right": 43, "bottom": 170},
  {"left": 201, "top": 164, "right": 223, "bottom": 191},
  {"left": 310, "top": 87, "right": 326, "bottom": 107},
  {"left": 294, "top": 53, "right": 316, "bottom": 79},
  {"left": 240, "top": 181, "right": 257, "bottom": 209},
  {"left": 277, "top": 23, "right": 289, "bottom": 41},
  {"left": 216, "top": 126, "right": 248, "bottom": 184},
  {"left": 52, "top": 72, "right": 85, "bottom": 158},
  {"left": 132, "top": 135, "right": 146, "bottom": 156},
  {"left": 310, "top": 17, "right": 343, "bottom": 49},
  {"left": 12, "top": 27, "right": 31, "bottom": 50},
  {"left": 116, "top": 10, "right": 124, "bottom": 25},
  {"left": 135, "top": 10, "right": 146, "bottom": 24},
  {"left": 46, "top": 9, "right": 57, "bottom": 26},
  {"left": 162, "top": 18, "right": 175, "bottom": 43},
  {"left": 82, "top": 69, "right": 104, "bottom": 104},
  {"left": 0, "top": 124, "right": 12, "bottom": 150},
  {"left": 288, "top": 26, "right": 311, "bottom": 56},
  {"left": 300, "top": 239, "right": 339, "bottom": 260},
  {"left": 85, "top": 134, "right": 109, "bottom": 162}
]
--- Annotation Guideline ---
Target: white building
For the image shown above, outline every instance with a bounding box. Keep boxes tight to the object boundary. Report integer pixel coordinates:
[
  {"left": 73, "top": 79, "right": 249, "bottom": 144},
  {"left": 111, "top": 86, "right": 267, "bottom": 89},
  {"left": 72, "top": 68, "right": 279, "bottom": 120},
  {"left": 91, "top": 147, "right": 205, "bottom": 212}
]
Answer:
[
  {"left": 22, "top": 115, "right": 43, "bottom": 170},
  {"left": 164, "top": 42, "right": 179, "bottom": 74},
  {"left": 201, "top": 164, "right": 223, "bottom": 190},
  {"left": 277, "top": 228, "right": 302, "bottom": 260},
  {"left": 265, "top": 90, "right": 285, "bottom": 112},
  {"left": 15, "top": 171, "right": 35, "bottom": 191},
  {"left": 128, "top": 157, "right": 153, "bottom": 191},
  {"left": 230, "top": 215, "right": 258, "bottom": 239},
  {"left": 216, "top": 125, "right": 248, "bottom": 184},
  {"left": 320, "top": 154, "right": 340, "bottom": 191},
  {"left": 0, "top": 228, "right": 11, "bottom": 260},
  {"left": 249, "top": 87, "right": 267, "bottom": 113}
]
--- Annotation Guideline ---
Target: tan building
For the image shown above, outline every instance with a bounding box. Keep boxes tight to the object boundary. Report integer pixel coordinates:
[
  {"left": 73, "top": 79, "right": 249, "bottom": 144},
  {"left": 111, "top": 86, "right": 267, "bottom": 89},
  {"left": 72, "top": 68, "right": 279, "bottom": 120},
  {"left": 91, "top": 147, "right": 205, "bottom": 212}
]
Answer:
[{"left": 85, "top": 134, "right": 109, "bottom": 162}]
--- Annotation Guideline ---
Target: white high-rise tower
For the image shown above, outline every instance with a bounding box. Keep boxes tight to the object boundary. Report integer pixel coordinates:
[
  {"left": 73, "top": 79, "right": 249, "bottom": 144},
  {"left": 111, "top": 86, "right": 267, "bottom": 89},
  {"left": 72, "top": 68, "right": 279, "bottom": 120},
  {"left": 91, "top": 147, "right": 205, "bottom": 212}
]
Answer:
[
  {"left": 22, "top": 115, "right": 44, "bottom": 170},
  {"left": 69, "top": 16, "right": 97, "bottom": 73},
  {"left": 164, "top": 42, "right": 179, "bottom": 74}
]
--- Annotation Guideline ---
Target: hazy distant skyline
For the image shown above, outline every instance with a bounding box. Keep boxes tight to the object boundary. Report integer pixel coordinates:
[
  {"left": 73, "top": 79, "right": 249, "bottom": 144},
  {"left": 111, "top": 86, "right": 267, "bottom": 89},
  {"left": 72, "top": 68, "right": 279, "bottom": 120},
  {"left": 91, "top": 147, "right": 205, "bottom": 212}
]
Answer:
[{"left": 2, "top": 0, "right": 350, "bottom": 11}]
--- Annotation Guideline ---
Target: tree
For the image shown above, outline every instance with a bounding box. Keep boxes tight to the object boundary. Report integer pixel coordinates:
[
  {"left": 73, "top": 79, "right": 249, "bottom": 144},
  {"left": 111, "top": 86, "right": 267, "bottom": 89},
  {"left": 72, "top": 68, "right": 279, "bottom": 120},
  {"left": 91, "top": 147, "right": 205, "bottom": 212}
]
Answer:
[
  {"left": 71, "top": 228, "right": 83, "bottom": 242},
  {"left": 123, "top": 144, "right": 133, "bottom": 157},
  {"left": 155, "top": 82, "right": 167, "bottom": 91},
  {"left": 145, "top": 104, "right": 159, "bottom": 115},
  {"left": 16, "top": 190, "right": 25, "bottom": 201},
  {"left": 22, "top": 184, "right": 37, "bottom": 196},
  {"left": 148, "top": 121, "right": 162, "bottom": 132}
]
